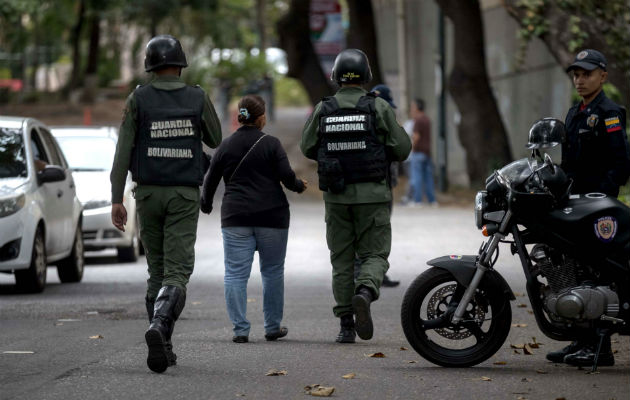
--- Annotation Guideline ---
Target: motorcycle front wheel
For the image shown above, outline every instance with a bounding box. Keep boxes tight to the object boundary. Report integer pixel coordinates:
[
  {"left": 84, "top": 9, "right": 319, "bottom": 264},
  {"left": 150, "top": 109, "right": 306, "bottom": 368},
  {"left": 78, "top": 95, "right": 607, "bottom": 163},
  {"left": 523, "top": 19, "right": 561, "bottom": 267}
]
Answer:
[{"left": 401, "top": 267, "right": 512, "bottom": 367}]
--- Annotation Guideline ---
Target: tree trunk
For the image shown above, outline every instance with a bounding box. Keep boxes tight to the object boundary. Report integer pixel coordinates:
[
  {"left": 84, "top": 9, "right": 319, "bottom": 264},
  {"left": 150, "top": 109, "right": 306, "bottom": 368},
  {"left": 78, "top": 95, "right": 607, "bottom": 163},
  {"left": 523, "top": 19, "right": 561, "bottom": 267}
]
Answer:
[
  {"left": 82, "top": 12, "right": 101, "bottom": 103},
  {"left": 346, "top": 0, "right": 384, "bottom": 87},
  {"left": 256, "top": 0, "right": 268, "bottom": 53},
  {"left": 276, "top": 0, "right": 334, "bottom": 105},
  {"left": 436, "top": 0, "right": 512, "bottom": 185},
  {"left": 503, "top": 0, "right": 630, "bottom": 113},
  {"left": 65, "top": 0, "right": 86, "bottom": 98}
]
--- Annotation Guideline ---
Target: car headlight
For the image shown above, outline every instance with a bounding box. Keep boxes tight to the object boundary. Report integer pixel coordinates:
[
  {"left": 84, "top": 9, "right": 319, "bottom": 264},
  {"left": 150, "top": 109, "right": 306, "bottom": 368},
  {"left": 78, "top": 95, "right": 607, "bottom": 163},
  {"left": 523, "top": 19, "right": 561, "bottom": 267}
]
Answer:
[
  {"left": 0, "top": 193, "right": 26, "bottom": 218},
  {"left": 474, "top": 190, "right": 487, "bottom": 229},
  {"left": 83, "top": 199, "right": 112, "bottom": 210}
]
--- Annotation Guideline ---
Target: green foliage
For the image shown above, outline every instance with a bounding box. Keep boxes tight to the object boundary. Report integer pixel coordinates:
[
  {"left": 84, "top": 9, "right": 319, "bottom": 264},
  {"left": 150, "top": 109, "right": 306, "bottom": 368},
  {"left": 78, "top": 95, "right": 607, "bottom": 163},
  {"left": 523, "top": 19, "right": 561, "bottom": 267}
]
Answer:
[
  {"left": 570, "top": 82, "right": 623, "bottom": 104},
  {"left": 274, "top": 76, "right": 310, "bottom": 107}
]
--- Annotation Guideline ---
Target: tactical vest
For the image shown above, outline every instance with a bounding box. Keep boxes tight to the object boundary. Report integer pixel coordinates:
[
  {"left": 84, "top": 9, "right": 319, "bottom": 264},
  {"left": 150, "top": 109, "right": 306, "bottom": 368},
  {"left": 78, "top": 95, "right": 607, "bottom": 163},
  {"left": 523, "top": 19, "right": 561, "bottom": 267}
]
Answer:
[
  {"left": 317, "top": 94, "right": 388, "bottom": 192},
  {"left": 131, "top": 84, "right": 204, "bottom": 186}
]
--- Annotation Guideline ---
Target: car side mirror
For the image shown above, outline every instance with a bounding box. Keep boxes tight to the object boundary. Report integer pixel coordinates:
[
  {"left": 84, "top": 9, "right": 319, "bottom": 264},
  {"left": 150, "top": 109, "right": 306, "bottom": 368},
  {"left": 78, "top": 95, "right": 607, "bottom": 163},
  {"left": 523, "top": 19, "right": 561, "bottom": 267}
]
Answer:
[{"left": 38, "top": 165, "right": 66, "bottom": 184}]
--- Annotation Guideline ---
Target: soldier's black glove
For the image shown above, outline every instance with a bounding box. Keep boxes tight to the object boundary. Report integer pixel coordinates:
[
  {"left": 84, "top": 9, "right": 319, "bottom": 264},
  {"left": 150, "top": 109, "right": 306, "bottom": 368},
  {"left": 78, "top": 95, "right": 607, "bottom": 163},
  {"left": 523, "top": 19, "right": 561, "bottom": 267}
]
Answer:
[{"left": 200, "top": 196, "right": 212, "bottom": 214}]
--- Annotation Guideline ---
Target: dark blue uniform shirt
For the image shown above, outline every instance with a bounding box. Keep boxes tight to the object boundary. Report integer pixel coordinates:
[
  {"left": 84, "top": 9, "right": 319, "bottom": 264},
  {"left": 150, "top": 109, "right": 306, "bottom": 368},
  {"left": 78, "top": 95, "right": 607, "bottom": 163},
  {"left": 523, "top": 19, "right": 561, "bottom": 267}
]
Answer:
[{"left": 561, "top": 90, "right": 630, "bottom": 197}]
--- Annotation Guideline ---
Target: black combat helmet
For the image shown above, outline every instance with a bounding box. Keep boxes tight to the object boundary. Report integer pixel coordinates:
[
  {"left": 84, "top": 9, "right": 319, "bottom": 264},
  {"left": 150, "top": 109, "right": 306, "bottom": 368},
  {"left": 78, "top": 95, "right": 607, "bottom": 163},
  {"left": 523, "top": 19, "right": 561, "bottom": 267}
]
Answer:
[
  {"left": 526, "top": 118, "right": 566, "bottom": 149},
  {"left": 331, "top": 49, "right": 372, "bottom": 84},
  {"left": 144, "top": 35, "right": 188, "bottom": 72}
]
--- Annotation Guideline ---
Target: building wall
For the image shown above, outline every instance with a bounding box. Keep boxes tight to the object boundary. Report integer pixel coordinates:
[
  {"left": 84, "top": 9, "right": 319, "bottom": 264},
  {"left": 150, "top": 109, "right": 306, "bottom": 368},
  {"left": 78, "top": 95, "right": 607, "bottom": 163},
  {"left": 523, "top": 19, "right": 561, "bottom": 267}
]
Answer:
[{"left": 372, "top": 0, "right": 572, "bottom": 188}]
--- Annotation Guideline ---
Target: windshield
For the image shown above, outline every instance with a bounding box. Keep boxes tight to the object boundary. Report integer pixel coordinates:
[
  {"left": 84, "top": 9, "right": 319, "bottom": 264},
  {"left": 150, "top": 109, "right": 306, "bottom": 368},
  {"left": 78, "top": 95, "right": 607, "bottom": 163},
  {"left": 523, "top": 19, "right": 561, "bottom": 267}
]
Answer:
[
  {"left": 0, "top": 128, "right": 28, "bottom": 178},
  {"left": 496, "top": 158, "right": 540, "bottom": 188},
  {"left": 55, "top": 136, "right": 116, "bottom": 171}
]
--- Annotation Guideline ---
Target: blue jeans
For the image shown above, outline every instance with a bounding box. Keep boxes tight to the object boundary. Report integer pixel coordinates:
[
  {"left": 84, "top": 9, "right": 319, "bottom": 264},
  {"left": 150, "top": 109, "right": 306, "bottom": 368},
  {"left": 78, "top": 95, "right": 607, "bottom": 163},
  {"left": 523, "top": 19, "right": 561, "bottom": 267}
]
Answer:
[
  {"left": 222, "top": 226, "right": 288, "bottom": 336},
  {"left": 410, "top": 152, "right": 436, "bottom": 204}
]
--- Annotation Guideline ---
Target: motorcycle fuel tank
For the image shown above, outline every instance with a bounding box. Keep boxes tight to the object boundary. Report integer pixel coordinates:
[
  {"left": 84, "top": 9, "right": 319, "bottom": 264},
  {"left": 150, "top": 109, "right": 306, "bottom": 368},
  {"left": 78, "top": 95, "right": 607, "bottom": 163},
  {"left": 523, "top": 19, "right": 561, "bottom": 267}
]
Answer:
[{"left": 541, "top": 194, "right": 630, "bottom": 256}]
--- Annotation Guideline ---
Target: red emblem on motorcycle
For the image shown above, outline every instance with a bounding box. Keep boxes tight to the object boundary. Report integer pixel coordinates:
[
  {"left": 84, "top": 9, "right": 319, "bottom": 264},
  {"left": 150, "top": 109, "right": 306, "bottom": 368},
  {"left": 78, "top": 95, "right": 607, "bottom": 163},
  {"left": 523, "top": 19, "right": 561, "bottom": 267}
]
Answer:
[{"left": 594, "top": 216, "right": 617, "bottom": 243}]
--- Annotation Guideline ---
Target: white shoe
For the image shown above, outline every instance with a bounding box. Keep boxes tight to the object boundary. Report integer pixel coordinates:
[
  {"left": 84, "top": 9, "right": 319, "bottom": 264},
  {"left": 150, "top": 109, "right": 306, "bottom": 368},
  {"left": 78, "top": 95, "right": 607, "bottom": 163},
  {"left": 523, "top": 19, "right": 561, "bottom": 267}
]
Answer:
[{"left": 430, "top": 202, "right": 439, "bottom": 208}]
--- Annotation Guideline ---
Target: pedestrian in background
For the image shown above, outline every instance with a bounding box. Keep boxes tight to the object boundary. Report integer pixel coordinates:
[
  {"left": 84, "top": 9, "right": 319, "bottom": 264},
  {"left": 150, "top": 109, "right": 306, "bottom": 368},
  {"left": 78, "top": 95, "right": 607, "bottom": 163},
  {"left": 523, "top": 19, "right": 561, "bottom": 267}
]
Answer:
[
  {"left": 110, "top": 35, "right": 222, "bottom": 373},
  {"left": 300, "top": 49, "right": 411, "bottom": 344},
  {"left": 409, "top": 98, "right": 437, "bottom": 207},
  {"left": 547, "top": 49, "right": 630, "bottom": 368},
  {"left": 201, "top": 95, "right": 307, "bottom": 344}
]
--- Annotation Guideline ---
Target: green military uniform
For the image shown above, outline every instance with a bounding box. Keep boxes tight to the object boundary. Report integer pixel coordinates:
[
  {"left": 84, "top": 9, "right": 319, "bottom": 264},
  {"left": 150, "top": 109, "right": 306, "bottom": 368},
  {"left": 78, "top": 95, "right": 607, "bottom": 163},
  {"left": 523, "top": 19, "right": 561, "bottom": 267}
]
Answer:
[
  {"left": 110, "top": 75, "right": 222, "bottom": 300},
  {"left": 300, "top": 86, "right": 411, "bottom": 317}
]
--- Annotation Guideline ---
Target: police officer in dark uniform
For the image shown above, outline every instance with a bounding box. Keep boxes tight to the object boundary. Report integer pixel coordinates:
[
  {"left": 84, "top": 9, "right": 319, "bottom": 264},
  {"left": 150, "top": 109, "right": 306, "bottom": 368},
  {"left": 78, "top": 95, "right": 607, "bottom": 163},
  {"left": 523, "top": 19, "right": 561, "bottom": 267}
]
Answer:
[
  {"left": 300, "top": 49, "right": 411, "bottom": 343},
  {"left": 546, "top": 49, "right": 630, "bottom": 367},
  {"left": 110, "top": 35, "right": 222, "bottom": 373}
]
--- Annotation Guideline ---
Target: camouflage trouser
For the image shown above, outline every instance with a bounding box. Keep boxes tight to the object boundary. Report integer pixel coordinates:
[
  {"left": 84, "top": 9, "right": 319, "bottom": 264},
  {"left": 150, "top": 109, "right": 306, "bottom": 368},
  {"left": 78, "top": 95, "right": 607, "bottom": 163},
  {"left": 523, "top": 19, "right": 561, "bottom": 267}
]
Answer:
[
  {"left": 325, "top": 202, "right": 391, "bottom": 317},
  {"left": 135, "top": 185, "right": 200, "bottom": 301}
]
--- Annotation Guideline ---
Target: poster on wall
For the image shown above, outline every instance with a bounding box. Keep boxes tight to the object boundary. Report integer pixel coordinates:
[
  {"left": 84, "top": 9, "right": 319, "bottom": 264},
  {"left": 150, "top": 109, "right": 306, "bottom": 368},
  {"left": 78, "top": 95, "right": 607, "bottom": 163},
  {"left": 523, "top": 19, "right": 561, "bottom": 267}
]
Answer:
[{"left": 309, "top": 0, "right": 345, "bottom": 78}]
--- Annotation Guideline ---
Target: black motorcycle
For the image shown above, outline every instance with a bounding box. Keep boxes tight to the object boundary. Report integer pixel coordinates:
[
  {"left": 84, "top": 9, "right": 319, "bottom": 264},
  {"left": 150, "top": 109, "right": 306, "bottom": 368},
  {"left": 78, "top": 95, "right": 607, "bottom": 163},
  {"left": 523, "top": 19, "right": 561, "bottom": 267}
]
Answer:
[{"left": 401, "top": 119, "right": 630, "bottom": 370}]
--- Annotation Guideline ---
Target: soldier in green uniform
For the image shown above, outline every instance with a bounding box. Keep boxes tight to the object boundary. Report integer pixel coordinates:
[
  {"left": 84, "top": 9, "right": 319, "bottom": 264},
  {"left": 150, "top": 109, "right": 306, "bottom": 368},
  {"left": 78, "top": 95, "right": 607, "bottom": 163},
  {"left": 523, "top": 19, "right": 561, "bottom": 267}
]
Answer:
[
  {"left": 300, "top": 49, "right": 411, "bottom": 343},
  {"left": 110, "top": 35, "right": 222, "bottom": 373}
]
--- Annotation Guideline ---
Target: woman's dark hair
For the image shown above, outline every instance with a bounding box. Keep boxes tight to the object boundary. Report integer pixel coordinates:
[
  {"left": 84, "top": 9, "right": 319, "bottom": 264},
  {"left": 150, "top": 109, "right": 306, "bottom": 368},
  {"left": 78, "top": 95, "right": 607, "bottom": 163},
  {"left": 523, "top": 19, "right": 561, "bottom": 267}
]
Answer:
[
  {"left": 414, "top": 98, "right": 425, "bottom": 111},
  {"left": 237, "top": 95, "right": 266, "bottom": 125}
]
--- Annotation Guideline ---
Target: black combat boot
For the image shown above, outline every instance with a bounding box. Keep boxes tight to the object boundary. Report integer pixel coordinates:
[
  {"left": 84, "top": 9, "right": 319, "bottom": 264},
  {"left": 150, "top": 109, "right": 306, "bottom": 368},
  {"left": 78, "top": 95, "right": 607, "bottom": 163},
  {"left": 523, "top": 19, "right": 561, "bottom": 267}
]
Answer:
[
  {"left": 146, "top": 297, "right": 177, "bottom": 366},
  {"left": 381, "top": 274, "right": 400, "bottom": 288},
  {"left": 336, "top": 314, "right": 356, "bottom": 343},
  {"left": 545, "top": 341, "right": 584, "bottom": 363},
  {"left": 145, "top": 286, "right": 186, "bottom": 373},
  {"left": 352, "top": 286, "right": 374, "bottom": 340},
  {"left": 564, "top": 336, "right": 615, "bottom": 367}
]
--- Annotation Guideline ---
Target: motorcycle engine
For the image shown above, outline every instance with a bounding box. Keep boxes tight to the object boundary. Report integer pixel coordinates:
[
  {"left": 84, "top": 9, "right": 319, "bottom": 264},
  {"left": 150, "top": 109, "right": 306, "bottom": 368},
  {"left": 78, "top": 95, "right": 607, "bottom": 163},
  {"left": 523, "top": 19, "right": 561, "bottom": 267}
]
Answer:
[{"left": 530, "top": 245, "right": 620, "bottom": 321}]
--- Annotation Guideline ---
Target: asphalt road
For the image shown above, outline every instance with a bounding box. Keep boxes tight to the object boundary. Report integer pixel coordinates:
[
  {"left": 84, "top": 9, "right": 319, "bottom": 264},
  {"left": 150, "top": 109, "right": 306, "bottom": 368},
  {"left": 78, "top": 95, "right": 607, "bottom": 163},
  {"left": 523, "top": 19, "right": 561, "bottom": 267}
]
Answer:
[{"left": 1, "top": 201, "right": 628, "bottom": 400}]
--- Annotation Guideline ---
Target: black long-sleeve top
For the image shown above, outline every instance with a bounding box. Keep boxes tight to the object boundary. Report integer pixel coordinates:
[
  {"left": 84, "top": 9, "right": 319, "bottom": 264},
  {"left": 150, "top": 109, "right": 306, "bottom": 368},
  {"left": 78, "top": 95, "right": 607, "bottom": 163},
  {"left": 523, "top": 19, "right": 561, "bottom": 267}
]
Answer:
[{"left": 201, "top": 125, "right": 305, "bottom": 228}]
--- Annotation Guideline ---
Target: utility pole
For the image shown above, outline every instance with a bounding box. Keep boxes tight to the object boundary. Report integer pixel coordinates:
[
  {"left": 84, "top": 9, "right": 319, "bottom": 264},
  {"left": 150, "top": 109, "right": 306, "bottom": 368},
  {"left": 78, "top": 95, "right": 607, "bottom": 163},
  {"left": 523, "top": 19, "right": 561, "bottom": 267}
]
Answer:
[
  {"left": 396, "top": 0, "right": 408, "bottom": 120},
  {"left": 437, "top": 9, "right": 448, "bottom": 192}
]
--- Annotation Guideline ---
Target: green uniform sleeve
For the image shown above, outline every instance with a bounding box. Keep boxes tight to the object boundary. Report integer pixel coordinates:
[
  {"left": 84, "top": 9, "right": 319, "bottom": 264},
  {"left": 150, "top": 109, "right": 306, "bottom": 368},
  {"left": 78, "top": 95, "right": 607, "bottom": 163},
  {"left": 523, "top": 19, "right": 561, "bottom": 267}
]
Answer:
[
  {"left": 300, "top": 102, "right": 323, "bottom": 160},
  {"left": 110, "top": 92, "right": 137, "bottom": 204},
  {"left": 201, "top": 93, "right": 222, "bottom": 148},
  {"left": 375, "top": 98, "right": 411, "bottom": 161}
]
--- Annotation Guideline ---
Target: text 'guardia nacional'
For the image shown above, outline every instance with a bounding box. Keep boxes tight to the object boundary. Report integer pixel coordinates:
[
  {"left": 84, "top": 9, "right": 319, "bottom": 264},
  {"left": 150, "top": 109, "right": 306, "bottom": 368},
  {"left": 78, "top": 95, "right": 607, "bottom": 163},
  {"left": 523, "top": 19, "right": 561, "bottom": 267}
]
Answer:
[{"left": 150, "top": 119, "right": 195, "bottom": 139}]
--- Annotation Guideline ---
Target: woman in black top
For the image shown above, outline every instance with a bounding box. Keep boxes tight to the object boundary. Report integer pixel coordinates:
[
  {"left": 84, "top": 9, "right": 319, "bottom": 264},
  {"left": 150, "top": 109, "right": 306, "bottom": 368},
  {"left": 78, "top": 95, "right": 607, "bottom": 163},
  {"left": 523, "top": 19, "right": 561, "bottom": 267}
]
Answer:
[{"left": 201, "top": 95, "right": 306, "bottom": 343}]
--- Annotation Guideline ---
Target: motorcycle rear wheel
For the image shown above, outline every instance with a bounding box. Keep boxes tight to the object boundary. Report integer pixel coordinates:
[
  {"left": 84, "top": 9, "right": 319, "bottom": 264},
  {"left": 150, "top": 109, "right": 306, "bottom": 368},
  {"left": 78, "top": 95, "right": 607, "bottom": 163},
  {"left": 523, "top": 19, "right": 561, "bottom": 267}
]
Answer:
[{"left": 401, "top": 267, "right": 512, "bottom": 367}]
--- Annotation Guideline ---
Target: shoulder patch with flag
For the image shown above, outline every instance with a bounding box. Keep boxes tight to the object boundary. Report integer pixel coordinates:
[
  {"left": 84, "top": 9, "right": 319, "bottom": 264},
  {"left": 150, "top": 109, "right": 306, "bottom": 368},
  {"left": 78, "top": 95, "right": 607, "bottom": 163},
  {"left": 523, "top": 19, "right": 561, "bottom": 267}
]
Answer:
[{"left": 605, "top": 116, "right": 622, "bottom": 133}]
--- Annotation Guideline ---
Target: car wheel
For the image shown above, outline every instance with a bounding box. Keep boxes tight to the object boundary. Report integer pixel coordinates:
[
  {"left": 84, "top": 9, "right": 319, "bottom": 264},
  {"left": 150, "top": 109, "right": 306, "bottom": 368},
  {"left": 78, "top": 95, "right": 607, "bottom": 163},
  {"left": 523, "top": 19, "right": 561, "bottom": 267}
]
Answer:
[
  {"left": 15, "top": 228, "right": 47, "bottom": 293},
  {"left": 57, "top": 225, "right": 85, "bottom": 283},
  {"left": 117, "top": 226, "right": 139, "bottom": 262}
]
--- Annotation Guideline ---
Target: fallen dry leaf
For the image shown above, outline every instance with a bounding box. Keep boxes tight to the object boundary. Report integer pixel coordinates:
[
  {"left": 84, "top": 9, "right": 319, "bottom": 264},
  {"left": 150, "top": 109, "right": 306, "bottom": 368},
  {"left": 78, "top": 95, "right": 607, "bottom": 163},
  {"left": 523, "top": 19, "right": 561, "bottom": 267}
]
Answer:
[
  {"left": 304, "top": 385, "right": 335, "bottom": 397},
  {"left": 521, "top": 378, "right": 531, "bottom": 382},
  {"left": 191, "top": 301, "right": 202, "bottom": 305},
  {"left": 235, "top": 394, "right": 246, "bottom": 397},
  {"left": 527, "top": 310, "right": 534, "bottom": 314},
  {"left": 523, "top": 344, "right": 534, "bottom": 355},
  {"left": 406, "top": 360, "right": 417, "bottom": 364},
  {"left": 517, "top": 303, "right": 528, "bottom": 308},
  {"left": 535, "top": 369, "right": 547, "bottom": 374},
  {"left": 367, "top": 352, "right": 386, "bottom": 358},
  {"left": 399, "top": 347, "right": 408, "bottom": 351},
  {"left": 513, "top": 349, "right": 521, "bottom": 354},
  {"left": 512, "top": 323, "right": 528, "bottom": 328},
  {"left": 265, "top": 369, "right": 287, "bottom": 376},
  {"left": 481, "top": 376, "right": 492, "bottom": 381},
  {"left": 510, "top": 344, "right": 525, "bottom": 349},
  {"left": 613, "top": 350, "right": 618, "bottom": 354},
  {"left": 342, "top": 373, "right": 355, "bottom": 379},
  {"left": 528, "top": 343, "right": 540, "bottom": 349},
  {"left": 493, "top": 361, "right": 507, "bottom": 365},
  {"left": 89, "top": 335, "right": 104, "bottom": 339},
  {"left": 517, "top": 397, "right": 528, "bottom": 400}
]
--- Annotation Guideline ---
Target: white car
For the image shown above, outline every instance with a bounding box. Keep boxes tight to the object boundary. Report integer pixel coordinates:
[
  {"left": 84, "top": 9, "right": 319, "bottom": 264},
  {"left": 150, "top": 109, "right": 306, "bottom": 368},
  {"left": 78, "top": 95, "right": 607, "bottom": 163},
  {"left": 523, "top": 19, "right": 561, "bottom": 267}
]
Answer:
[
  {"left": 0, "top": 117, "right": 84, "bottom": 292},
  {"left": 51, "top": 126, "right": 141, "bottom": 262}
]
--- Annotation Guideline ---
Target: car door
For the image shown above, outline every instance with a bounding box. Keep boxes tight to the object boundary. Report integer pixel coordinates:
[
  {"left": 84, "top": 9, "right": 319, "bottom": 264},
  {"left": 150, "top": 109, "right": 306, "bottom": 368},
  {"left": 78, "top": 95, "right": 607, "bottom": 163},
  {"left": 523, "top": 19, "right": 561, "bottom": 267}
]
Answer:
[
  {"left": 30, "top": 127, "right": 64, "bottom": 255},
  {"left": 38, "top": 126, "right": 76, "bottom": 252}
]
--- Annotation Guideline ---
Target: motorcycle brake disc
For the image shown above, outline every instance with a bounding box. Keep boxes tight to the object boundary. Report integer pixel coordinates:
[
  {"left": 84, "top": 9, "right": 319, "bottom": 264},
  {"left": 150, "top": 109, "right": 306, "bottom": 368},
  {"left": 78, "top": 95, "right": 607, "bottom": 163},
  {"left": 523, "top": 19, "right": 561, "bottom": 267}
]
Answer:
[{"left": 427, "top": 284, "right": 486, "bottom": 340}]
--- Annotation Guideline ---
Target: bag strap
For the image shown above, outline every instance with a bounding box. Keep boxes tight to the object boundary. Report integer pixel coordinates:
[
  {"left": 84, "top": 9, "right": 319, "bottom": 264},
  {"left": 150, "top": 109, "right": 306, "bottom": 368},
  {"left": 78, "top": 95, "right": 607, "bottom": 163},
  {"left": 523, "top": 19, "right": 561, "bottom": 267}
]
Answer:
[{"left": 228, "top": 134, "right": 267, "bottom": 183}]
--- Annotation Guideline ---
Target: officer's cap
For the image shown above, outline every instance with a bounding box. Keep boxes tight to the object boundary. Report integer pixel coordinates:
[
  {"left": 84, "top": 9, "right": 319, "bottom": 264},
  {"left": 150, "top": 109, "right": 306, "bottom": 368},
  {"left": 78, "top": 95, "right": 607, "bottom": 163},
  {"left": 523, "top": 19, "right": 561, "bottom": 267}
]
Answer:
[
  {"left": 566, "top": 49, "right": 607, "bottom": 72},
  {"left": 371, "top": 84, "right": 396, "bottom": 108}
]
